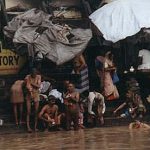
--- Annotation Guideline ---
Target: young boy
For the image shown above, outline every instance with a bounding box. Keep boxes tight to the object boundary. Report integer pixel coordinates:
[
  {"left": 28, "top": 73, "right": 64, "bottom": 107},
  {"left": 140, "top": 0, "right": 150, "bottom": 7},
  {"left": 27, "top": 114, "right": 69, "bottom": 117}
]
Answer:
[{"left": 38, "top": 95, "right": 59, "bottom": 130}]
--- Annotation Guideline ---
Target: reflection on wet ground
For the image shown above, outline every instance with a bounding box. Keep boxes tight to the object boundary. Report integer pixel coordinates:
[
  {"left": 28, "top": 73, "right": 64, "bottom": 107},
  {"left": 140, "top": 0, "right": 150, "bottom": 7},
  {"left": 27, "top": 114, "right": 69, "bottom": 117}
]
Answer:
[{"left": 0, "top": 126, "right": 150, "bottom": 150}]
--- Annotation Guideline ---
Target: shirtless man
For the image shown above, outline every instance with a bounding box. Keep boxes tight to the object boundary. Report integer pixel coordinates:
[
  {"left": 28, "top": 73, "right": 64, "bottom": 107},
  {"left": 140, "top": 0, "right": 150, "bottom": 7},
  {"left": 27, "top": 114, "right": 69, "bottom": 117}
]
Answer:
[
  {"left": 64, "top": 83, "right": 80, "bottom": 130},
  {"left": 38, "top": 95, "right": 59, "bottom": 130},
  {"left": 73, "top": 54, "right": 87, "bottom": 74},
  {"left": 25, "top": 68, "right": 41, "bottom": 132},
  {"left": 129, "top": 120, "right": 150, "bottom": 130},
  {"left": 113, "top": 90, "right": 146, "bottom": 119}
]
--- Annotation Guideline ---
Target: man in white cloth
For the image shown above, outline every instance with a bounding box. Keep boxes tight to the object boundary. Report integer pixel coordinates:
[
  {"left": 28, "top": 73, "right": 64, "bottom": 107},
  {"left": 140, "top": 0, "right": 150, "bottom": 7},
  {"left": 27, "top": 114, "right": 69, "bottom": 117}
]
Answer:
[
  {"left": 48, "top": 88, "right": 63, "bottom": 103},
  {"left": 39, "top": 81, "right": 51, "bottom": 94},
  {"left": 88, "top": 91, "right": 106, "bottom": 125},
  {"left": 39, "top": 81, "right": 51, "bottom": 100},
  {"left": 138, "top": 49, "right": 150, "bottom": 70}
]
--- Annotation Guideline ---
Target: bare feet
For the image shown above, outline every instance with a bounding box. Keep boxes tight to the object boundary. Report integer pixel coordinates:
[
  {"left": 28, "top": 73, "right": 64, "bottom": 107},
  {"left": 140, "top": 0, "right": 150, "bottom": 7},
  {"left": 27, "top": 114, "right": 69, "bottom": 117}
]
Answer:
[
  {"left": 100, "top": 117, "right": 104, "bottom": 125},
  {"left": 79, "top": 124, "right": 85, "bottom": 129},
  {"left": 74, "top": 127, "right": 79, "bottom": 131},
  {"left": 34, "top": 128, "right": 39, "bottom": 132},
  {"left": 27, "top": 128, "right": 33, "bottom": 133},
  {"left": 15, "top": 122, "right": 19, "bottom": 126},
  {"left": 19, "top": 121, "right": 26, "bottom": 125}
]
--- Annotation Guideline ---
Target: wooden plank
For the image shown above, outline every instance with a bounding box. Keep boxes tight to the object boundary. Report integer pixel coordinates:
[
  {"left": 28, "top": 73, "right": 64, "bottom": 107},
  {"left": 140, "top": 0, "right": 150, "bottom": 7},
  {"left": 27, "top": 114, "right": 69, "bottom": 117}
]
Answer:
[{"left": 50, "top": 0, "right": 81, "bottom": 7}]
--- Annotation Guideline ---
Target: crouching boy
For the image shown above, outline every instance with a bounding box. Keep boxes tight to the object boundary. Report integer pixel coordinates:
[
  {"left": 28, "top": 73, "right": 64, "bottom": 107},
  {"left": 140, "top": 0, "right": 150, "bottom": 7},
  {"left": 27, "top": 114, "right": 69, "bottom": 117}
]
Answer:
[{"left": 38, "top": 95, "right": 60, "bottom": 130}]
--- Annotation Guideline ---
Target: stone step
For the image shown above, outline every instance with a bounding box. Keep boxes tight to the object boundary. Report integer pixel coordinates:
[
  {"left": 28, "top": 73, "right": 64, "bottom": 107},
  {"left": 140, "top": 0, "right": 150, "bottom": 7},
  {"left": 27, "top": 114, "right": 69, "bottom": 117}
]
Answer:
[
  {"left": 0, "top": 116, "right": 150, "bottom": 134},
  {"left": 0, "top": 123, "right": 26, "bottom": 134},
  {"left": 0, "top": 108, "right": 149, "bottom": 123}
]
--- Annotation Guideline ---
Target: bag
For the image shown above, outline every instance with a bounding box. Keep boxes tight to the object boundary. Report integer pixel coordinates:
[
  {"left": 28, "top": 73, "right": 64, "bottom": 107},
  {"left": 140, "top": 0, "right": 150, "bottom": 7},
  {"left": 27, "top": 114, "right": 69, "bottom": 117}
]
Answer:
[{"left": 112, "top": 72, "right": 119, "bottom": 84}]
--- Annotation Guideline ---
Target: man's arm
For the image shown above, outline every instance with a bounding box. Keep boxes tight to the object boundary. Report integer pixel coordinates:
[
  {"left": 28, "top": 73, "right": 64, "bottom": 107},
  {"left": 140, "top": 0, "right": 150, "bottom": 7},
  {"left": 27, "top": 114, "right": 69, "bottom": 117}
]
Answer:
[
  {"left": 96, "top": 70, "right": 101, "bottom": 78},
  {"left": 102, "top": 98, "right": 106, "bottom": 114},
  {"left": 104, "top": 66, "right": 116, "bottom": 72},
  {"left": 78, "top": 55, "right": 87, "bottom": 71},
  {"left": 69, "top": 92, "right": 80, "bottom": 103},
  {"left": 113, "top": 102, "right": 126, "bottom": 114},
  {"left": 142, "top": 123, "right": 150, "bottom": 129},
  {"left": 31, "top": 83, "right": 40, "bottom": 88},
  {"left": 88, "top": 92, "right": 95, "bottom": 115},
  {"left": 75, "top": 92, "right": 80, "bottom": 102},
  {"left": 54, "top": 105, "right": 58, "bottom": 123},
  {"left": 102, "top": 103, "right": 106, "bottom": 114},
  {"left": 38, "top": 105, "right": 49, "bottom": 122},
  {"left": 31, "top": 75, "right": 41, "bottom": 88},
  {"left": 25, "top": 75, "right": 32, "bottom": 91},
  {"left": 129, "top": 123, "right": 134, "bottom": 129}
]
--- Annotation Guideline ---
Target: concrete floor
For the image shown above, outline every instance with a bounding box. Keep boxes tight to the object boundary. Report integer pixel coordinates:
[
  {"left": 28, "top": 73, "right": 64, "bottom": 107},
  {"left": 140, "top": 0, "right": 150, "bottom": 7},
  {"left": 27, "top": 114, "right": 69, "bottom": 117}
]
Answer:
[{"left": 0, "top": 126, "right": 150, "bottom": 150}]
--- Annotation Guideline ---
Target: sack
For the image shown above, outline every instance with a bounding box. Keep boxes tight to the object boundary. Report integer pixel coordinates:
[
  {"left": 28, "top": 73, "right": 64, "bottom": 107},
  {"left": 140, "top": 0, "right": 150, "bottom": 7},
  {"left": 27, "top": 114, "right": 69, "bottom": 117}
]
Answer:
[{"left": 112, "top": 72, "right": 119, "bottom": 84}]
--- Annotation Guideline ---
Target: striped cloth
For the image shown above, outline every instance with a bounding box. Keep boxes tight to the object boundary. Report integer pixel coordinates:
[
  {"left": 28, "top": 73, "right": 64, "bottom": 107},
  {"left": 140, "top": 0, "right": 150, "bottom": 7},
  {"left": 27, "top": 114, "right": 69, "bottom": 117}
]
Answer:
[{"left": 75, "top": 66, "right": 89, "bottom": 93}]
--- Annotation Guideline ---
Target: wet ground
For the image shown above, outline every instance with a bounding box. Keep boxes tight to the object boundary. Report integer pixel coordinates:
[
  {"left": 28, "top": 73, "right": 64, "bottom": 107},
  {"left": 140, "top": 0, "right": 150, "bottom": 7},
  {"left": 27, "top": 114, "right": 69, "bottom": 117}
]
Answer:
[{"left": 0, "top": 126, "right": 150, "bottom": 150}]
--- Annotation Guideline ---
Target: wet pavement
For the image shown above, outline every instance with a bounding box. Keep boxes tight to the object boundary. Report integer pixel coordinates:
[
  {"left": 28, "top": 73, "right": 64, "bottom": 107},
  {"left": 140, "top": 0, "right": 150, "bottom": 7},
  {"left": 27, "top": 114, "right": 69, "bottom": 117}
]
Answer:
[{"left": 0, "top": 126, "right": 150, "bottom": 150}]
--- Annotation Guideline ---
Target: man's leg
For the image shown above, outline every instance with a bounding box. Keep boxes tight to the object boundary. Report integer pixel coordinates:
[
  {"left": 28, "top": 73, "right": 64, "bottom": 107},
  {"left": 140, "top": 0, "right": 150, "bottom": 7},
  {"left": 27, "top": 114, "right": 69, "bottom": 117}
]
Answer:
[
  {"left": 99, "top": 115, "right": 104, "bottom": 125},
  {"left": 73, "top": 112, "right": 79, "bottom": 131},
  {"left": 66, "top": 111, "right": 71, "bottom": 130},
  {"left": 43, "top": 113, "right": 52, "bottom": 124},
  {"left": 41, "top": 113, "right": 51, "bottom": 130},
  {"left": 13, "top": 104, "right": 18, "bottom": 125},
  {"left": 79, "top": 112, "right": 85, "bottom": 129},
  {"left": 56, "top": 114, "right": 61, "bottom": 125},
  {"left": 34, "top": 101, "right": 39, "bottom": 131},
  {"left": 26, "top": 99, "right": 32, "bottom": 132},
  {"left": 19, "top": 103, "right": 23, "bottom": 124},
  {"left": 55, "top": 114, "right": 63, "bottom": 130},
  {"left": 98, "top": 105, "right": 104, "bottom": 125}
]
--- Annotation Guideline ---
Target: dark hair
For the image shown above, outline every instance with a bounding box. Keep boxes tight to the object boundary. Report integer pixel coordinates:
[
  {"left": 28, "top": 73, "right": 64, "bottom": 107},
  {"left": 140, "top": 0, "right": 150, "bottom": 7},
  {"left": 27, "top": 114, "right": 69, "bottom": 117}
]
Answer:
[
  {"left": 48, "top": 95, "right": 56, "bottom": 101},
  {"left": 134, "top": 117, "right": 143, "bottom": 122}
]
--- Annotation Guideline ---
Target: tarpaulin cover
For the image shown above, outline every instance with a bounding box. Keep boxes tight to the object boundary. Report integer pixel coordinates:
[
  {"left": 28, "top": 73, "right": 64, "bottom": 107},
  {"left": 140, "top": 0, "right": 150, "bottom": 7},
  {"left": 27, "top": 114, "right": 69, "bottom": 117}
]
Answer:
[
  {"left": 89, "top": 0, "right": 150, "bottom": 43},
  {"left": 4, "top": 9, "right": 92, "bottom": 65}
]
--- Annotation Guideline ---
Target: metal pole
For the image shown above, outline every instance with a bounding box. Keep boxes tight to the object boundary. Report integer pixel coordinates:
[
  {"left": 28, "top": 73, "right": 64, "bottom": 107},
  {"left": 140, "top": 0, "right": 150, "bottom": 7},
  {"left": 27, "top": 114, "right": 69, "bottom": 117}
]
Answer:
[{"left": 0, "top": 0, "right": 8, "bottom": 25}]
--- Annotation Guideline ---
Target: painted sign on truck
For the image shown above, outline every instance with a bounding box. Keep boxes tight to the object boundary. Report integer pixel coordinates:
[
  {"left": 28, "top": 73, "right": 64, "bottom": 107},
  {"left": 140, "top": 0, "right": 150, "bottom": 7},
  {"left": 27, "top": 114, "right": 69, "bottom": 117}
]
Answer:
[{"left": 0, "top": 49, "right": 26, "bottom": 75}]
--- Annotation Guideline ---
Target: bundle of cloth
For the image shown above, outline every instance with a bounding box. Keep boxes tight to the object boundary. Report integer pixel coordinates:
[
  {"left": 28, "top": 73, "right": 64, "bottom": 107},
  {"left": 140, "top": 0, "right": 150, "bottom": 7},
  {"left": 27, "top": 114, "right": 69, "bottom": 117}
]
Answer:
[{"left": 4, "top": 8, "right": 92, "bottom": 65}]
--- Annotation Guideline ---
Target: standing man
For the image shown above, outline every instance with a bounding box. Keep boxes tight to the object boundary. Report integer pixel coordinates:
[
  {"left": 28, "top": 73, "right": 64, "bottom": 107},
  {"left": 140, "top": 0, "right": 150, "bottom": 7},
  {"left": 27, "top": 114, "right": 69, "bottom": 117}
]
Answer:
[
  {"left": 10, "top": 80, "right": 24, "bottom": 126},
  {"left": 95, "top": 51, "right": 119, "bottom": 100},
  {"left": 25, "top": 68, "right": 41, "bottom": 132},
  {"left": 64, "top": 83, "right": 80, "bottom": 130},
  {"left": 73, "top": 54, "right": 89, "bottom": 93}
]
